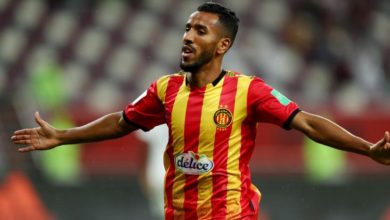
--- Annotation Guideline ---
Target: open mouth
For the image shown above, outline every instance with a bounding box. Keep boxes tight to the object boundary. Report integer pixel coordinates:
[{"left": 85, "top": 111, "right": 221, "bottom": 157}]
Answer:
[{"left": 181, "top": 45, "right": 195, "bottom": 58}]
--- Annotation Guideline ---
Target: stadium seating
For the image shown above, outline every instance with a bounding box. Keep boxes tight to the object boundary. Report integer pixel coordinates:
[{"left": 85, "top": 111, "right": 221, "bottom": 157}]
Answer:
[{"left": 1, "top": 0, "right": 389, "bottom": 176}]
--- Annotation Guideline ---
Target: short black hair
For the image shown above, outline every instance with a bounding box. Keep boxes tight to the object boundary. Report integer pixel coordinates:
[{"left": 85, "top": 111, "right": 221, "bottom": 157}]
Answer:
[{"left": 197, "top": 2, "right": 240, "bottom": 46}]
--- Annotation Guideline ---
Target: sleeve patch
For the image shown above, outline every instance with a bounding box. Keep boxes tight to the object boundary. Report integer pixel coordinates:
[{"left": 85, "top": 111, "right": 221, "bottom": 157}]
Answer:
[{"left": 271, "top": 89, "right": 291, "bottom": 106}]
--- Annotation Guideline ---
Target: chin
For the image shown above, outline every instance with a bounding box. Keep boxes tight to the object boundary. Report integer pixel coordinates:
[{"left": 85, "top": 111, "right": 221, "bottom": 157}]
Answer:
[
  {"left": 181, "top": 64, "right": 198, "bottom": 73},
  {"left": 180, "top": 62, "right": 194, "bottom": 72}
]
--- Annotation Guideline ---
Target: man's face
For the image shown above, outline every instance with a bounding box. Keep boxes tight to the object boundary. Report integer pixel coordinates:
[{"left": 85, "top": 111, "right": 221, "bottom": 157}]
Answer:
[{"left": 180, "top": 11, "right": 223, "bottom": 72}]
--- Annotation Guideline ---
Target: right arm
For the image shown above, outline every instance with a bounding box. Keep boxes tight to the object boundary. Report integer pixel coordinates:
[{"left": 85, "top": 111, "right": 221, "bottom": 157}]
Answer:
[{"left": 11, "top": 111, "right": 138, "bottom": 152}]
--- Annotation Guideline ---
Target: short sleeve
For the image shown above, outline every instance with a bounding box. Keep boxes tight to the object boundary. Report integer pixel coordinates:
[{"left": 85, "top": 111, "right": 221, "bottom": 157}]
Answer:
[
  {"left": 248, "top": 77, "right": 300, "bottom": 129},
  {"left": 123, "top": 81, "right": 166, "bottom": 131}
]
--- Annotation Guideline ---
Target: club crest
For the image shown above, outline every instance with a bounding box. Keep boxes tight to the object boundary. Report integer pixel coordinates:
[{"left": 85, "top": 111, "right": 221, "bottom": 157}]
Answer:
[{"left": 213, "top": 107, "right": 233, "bottom": 129}]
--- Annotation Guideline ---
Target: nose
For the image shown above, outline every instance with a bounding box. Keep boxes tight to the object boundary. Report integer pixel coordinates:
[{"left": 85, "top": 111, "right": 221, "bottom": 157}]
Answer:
[{"left": 183, "top": 30, "right": 194, "bottom": 44}]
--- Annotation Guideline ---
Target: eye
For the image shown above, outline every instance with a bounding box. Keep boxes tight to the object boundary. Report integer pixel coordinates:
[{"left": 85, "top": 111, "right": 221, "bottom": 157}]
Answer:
[
  {"left": 197, "top": 28, "right": 207, "bottom": 35},
  {"left": 185, "top": 26, "right": 190, "bottom": 32},
  {"left": 198, "top": 29, "right": 206, "bottom": 35}
]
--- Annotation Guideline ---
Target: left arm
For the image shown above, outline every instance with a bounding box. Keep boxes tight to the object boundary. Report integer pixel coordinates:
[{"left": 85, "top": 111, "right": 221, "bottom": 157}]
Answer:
[{"left": 290, "top": 111, "right": 390, "bottom": 165}]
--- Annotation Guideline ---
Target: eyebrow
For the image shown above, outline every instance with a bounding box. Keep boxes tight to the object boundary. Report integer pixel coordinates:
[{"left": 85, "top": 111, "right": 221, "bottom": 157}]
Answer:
[{"left": 186, "top": 23, "right": 208, "bottom": 31}]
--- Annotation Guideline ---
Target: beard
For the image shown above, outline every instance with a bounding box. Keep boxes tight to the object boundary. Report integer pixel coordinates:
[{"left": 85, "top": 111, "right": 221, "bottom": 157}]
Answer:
[{"left": 180, "top": 49, "right": 214, "bottom": 73}]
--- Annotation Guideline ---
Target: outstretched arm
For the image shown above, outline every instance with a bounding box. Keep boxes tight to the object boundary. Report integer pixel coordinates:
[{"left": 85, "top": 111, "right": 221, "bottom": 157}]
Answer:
[
  {"left": 290, "top": 111, "right": 390, "bottom": 165},
  {"left": 11, "top": 111, "right": 138, "bottom": 152}
]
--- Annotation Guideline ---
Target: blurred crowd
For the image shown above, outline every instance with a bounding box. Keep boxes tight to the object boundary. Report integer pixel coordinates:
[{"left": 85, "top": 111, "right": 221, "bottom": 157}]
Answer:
[
  {"left": 0, "top": 0, "right": 389, "bottom": 116},
  {"left": 0, "top": 1, "right": 389, "bottom": 219}
]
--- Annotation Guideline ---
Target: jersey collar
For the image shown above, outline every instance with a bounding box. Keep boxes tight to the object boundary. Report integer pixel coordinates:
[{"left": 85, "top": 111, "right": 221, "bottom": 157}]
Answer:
[{"left": 185, "top": 69, "right": 226, "bottom": 87}]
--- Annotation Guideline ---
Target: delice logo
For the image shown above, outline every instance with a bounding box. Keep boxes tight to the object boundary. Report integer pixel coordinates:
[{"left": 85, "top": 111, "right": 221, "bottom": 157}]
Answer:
[{"left": 175, "top": 151, "right": 214, "bottom": 175}]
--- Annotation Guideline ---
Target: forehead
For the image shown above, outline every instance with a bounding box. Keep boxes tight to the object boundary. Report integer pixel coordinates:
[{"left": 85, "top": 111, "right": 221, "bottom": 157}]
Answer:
[{"left": 186, "top": 11, "right": 220, "bottom": 28}]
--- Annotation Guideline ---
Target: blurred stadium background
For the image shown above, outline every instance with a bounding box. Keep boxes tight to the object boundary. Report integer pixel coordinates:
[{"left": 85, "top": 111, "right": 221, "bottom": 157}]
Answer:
[{"left": 0, "top": 0, "right": 389, "bottom": 219}]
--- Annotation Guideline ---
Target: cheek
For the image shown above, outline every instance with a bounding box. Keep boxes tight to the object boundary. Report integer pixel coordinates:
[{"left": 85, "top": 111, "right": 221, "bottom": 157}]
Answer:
[
  {"left": 204, "top": 42, "right": 218, "bottom": 55},
  {"left": 195, "top": 37, "right": 219, "bottom": 56}
]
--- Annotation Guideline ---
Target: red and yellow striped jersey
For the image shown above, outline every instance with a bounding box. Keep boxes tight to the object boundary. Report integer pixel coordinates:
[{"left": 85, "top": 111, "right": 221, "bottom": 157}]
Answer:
[{"left": 123, "top": 70, "right": 300, "bottom": 220}]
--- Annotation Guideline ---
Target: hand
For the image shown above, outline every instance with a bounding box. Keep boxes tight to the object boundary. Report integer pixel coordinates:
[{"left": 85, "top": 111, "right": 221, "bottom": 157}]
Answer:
[
  {"left": 369, "top": 131, "right": 390, "bottom": 165},
  {"left": 11, "top": 112, "right": 60, "bottom": 152}
]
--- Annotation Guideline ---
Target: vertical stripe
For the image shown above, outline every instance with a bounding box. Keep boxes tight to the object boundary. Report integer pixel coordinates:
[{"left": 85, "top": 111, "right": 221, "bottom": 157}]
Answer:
[
  {"left": 156, "top": 75, "right": 170, "bottom": 103},
  {"left": 196, "top": 83, "right": 223, "bottom": 219},
  {"left": 240, "top": 77, "right": 258, "bottom": 218},
  {"left": 226, "top": 76, "right": 251, "bottom": 218},
  {"left": 212, "top": 76, "right": 238, "bottom": 219},
  {"left": 163, "top": 76, "right": 185, "bottom": 220},
  {"left": 170, "top": 83, "right": 191, "bottom": 220},
  {"left": 183, "top": 87, "right": 206, "bottom": 220}
]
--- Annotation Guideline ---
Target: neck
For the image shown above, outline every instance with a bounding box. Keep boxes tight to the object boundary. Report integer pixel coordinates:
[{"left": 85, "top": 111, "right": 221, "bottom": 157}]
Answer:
[{"left": 187, "top": 60, "right": 223, "bottom": 88}]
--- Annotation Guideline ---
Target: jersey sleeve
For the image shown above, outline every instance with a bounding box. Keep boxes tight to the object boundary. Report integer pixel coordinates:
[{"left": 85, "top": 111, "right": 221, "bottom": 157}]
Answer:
[
  {"left": 248, "top": 77, "right": 300, "bottom": 129},
  {"left": 123, "top": 80, "right": 166, "bottom": 131}
]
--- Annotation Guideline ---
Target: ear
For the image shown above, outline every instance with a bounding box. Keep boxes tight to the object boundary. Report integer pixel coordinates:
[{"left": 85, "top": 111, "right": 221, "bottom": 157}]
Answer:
[{"left": 216, "top": 38, "right": 231, "bottom": 55}]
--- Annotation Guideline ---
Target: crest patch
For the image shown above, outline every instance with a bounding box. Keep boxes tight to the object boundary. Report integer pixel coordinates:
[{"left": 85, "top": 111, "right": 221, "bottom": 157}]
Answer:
[{"left": 213, "top": 107, "right": 233, "bottom": 129}]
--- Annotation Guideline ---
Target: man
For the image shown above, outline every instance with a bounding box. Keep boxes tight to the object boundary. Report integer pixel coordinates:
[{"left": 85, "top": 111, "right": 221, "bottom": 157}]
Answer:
[{"left": 11, "top": 2, "right": 390, "bottom": 220}]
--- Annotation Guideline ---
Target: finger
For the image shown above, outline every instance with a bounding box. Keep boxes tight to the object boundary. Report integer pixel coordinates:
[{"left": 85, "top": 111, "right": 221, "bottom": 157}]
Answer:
[
  {"left": 12, "top": 139, "right": 32, "bottom": 145},
  {"left": 18, "top": 146, "right": 36, "bottom": 153},
  {"left": 384, "top": 142, "right": 390, "bottom": 150},
  {"left": 13, "top": 129, "right": 33, "bottom": 135},
  {"left": 11, "top": 134, "right": 32, "bottom": 141},
  {"left": 384, "top": 131, "right": 390, "bottom": 143},
  {"left": 34, "top": 111, "right": 46, "bottom": 128},
  {"left": 378, "top": 131, "right": 389, "bottom": 145}
]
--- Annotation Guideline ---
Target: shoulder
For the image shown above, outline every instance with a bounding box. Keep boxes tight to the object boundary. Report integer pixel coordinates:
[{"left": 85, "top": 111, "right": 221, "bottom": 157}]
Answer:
[
  {"left": 156, "top": 71, "right": 186, "bottom": 85},
  {"left": 153, "top": 71, "right": 185, "bottom": 87},
  {"left": 224, "top": 70, "right": 266, "bottom": 85},
  {"left": 154, "top": 71, "right": 186, "bottom": 100},
  {"left": 225, "top": 71, "right": 273, "bottom": 101}
]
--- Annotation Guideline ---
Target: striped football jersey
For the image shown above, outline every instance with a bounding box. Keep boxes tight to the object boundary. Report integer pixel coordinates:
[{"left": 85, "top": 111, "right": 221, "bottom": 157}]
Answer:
[{"left": 123, "top": 70, "right": 300, "bottom": 220}]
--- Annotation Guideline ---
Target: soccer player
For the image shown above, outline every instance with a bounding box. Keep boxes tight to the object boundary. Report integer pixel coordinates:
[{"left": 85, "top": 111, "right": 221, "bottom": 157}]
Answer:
[{"left": 11, "top": 2, "right": 390, "bottom": 220}]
